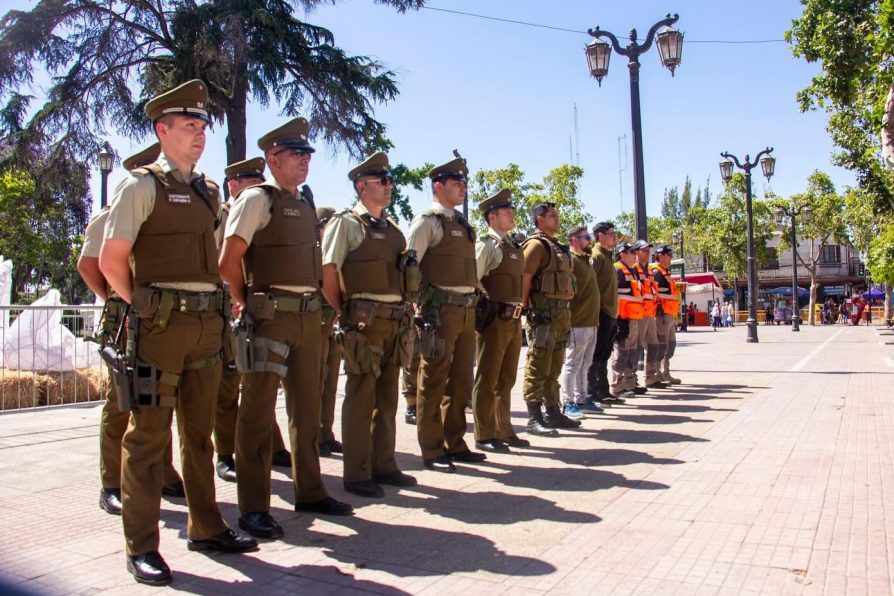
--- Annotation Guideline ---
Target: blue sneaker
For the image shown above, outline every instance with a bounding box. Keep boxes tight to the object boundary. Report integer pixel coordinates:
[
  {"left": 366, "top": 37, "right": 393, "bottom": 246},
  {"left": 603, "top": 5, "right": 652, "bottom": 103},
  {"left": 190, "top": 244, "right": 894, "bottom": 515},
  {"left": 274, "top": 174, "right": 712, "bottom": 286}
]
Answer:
[
  {"left": 562, "top": 402, "right": 584, "bottom": 420},
  {"left": 577, "top": 399, "right": 604, "bottom": 414}
]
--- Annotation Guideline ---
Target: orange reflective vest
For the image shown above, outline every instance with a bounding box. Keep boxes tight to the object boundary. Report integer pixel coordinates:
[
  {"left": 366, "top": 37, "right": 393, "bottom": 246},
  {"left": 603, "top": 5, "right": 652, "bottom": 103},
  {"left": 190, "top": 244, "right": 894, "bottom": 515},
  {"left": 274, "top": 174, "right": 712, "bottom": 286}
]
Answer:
[
  {"left": 649, "top": 263, "right": 680, "bottom": 315},
  {"left": 614, "top": 261, "right": 643, "bottom": 320},
  {"left": 634, "top": 263, "right": 658, "bottom": 317}
]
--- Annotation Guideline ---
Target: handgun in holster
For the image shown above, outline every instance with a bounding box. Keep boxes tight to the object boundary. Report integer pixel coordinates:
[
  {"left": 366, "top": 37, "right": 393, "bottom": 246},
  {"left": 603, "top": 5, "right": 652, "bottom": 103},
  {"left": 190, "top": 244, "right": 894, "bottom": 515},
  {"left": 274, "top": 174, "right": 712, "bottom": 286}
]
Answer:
[
  {"left": 99, "top": 305, "right": 137, "bottom": 412},
  {"left": 233, "top": 310, "right": 256, "bottom": 374}
]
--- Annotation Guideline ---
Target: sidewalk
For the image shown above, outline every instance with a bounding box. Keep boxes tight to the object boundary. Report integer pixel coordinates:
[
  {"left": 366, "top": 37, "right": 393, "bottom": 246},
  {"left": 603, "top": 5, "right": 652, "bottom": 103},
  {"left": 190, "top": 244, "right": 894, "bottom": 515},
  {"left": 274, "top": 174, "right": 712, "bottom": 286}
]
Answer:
[{"left": 0, "top": 324, "right": 892, "bottom": 594}]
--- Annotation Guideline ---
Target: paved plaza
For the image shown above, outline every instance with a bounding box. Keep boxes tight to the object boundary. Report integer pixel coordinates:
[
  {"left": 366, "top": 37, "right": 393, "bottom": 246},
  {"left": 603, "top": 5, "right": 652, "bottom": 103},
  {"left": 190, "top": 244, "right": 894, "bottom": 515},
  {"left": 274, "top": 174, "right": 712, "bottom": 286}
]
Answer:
[{"left": 0, "top": 323, "right": 892, "bottom": 595}]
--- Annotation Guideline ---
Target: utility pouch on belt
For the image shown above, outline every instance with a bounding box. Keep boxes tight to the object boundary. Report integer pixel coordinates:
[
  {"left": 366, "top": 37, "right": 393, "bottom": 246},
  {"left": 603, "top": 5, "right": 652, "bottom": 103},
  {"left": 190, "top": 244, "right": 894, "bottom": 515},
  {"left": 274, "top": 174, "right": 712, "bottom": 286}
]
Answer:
[
  {"left": 398, "top": 249, "right": 420, "bottom": 301},
  {"left": 247, "top": 293, "right": 276, "bottom": 320},
  {"left": 344, "top": 300, "right": 377, "bottom": 329},
  {"left": 528, "top": 321, "right": 554, "bottom": 349},
  {"left": 342, "top": 329, "right": 383, "bottom": 376},
  {"left": 475, "top": 295, "right": 497, "bottom": 332}
]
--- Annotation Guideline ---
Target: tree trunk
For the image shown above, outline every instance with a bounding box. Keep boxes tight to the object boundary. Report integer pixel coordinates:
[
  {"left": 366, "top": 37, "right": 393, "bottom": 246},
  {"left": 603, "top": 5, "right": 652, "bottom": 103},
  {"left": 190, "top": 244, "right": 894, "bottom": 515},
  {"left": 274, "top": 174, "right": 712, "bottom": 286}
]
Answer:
[
  {"left": 808, "top": 270, "right": 818, "bottom": 325},
  {"left": 885, "top": 283, "right": 892, "bottom": 323},
  {"left": 224, "top": 90, "right": 248, "bottom": 166}
]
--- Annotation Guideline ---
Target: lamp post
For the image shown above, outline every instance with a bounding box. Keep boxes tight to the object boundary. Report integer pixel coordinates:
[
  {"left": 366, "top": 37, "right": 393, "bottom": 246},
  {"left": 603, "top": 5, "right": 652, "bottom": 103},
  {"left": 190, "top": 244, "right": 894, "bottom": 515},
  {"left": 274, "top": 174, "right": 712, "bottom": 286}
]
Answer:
[
  {"left": 774, "top": 203, "right": 811, "bottom": 332},
  {"left": 719, "top": 147, "right": 775, "bottom": 343},
  {"left": 672, "top": 229, "right": 687, "bottom": 332},
  {"left": 98, "top": 142, "right": 114, "bottom": 209},
  {"left": 586, "top": 14, "right": 683, "bottom": 241}
]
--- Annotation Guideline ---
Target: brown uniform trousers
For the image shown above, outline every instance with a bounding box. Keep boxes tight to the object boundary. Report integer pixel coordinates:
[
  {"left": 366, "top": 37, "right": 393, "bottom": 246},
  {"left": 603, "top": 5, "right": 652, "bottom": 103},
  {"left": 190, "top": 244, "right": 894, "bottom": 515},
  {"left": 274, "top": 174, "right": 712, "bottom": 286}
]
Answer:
[
  {"left": 214, "top": 365, "right": 287, "bottom": 456},
  {"left": 472, "top": 317, "right": 522, "bottom": 442},
  {"left": 401, "top": 350, "right": 420, "bottom": 407},
  {"left": 122, "top": 309, "right": 227, "bottom": 556},
  {"left": 236, "top": 309, "right": 326, "bottom": 513},
  {"left": 522, "top": 305, "right": 571, "bottom": 407},
  {"left": 417, "top": 303, "right": 475, "bottom": 460},
  {"left": 342, "top": 315, "right": 401, "bottom": 483},
  {"left": 320, "top": 307, "right": 342, "bottom": 444}
]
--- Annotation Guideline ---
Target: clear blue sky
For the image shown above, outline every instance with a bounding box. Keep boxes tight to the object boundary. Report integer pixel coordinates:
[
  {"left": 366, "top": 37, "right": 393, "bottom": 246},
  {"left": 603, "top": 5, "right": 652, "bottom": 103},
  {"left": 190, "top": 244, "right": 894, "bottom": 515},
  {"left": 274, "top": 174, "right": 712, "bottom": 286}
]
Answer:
[{"left": 63, "top": 0, "right": 854, "bottom": 223}]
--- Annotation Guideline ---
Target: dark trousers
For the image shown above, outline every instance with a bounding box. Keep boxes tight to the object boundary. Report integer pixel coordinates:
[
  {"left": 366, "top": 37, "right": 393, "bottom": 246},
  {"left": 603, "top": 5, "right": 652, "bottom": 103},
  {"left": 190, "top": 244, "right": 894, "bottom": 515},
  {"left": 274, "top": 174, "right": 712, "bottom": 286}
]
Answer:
[{"left": 587, "top": 312, "right": 617, "bottom": 396}]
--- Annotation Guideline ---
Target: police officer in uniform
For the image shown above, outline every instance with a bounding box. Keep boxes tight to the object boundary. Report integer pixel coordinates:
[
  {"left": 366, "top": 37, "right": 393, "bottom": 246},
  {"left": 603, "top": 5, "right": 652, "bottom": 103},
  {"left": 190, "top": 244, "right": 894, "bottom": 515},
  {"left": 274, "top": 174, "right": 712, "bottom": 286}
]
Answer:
[
  {"left": 610, "top": 242, "right": 645, "bottom": 399},
  {"left": 316, "top": 206, "right": 344, "bottom": 457},
  {"left": 100, "top": 80, "right": 257, "bottom": 586},
  {"left": 214, "top": 157, "right": 291, "bottom": 482},
  {"left": 407, "top": 157, "right": 486, "bottom": 472},
  {"left": 78, "top": 143, "right": 185, "bottom": 515},
  {"left": 472, "top": 189, "right": 529, "bottom": 451},
  {"left": 219, "top": 117, "right": 353, "bottom": 541},
  {"left": 632, "top": 239, "right": 662, "bottom": 392},
  {"left": 521, "top": 203, "right": 580, "bottom": 435},
  {"left": 649, "top": 245, "right": 682, "bottom": 385},
  {"left": 321, "top": 151, "right": 418, "bottom": 497}
]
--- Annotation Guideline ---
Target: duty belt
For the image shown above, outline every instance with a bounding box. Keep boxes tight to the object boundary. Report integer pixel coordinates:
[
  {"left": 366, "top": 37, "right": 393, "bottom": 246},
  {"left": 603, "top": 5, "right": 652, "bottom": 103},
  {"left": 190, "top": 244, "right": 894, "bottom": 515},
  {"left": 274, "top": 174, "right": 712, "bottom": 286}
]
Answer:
[
  {"left": 270, "top": 293, "right": 321, "bottom": 313},
  {"left": 433, "top": 287, "right": 477, "bottom": 308},
  {"left": 370, "top": 302, "right": 406, "bottom": 321},
  {"left": 493, "top": 301, "right": 524, "bottom": 319},
  {"left": 156, "top": 289, "right": 223, "bottom": 313}
]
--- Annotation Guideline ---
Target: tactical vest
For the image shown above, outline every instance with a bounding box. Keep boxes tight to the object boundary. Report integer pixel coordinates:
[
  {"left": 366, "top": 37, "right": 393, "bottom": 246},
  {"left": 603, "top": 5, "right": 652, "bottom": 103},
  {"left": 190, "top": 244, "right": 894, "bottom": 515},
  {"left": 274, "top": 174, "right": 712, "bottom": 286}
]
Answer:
[
  {"left": 341, "top": 211, "right": 406, "bottom": 297},
  {"left": 242, "top": 183, "right": 322, "bottom": 292},
  {"left": 419, "top": 211, "right": 477, "bottom": 288},
  {"left": 525, "top": 233, "right": 575, "bottom": 300},
  {"left": 131, "top": 164, "right": 221, "bottom": 287},
  {"left": 634, "top": 262, "right": 658, "bottom": 318},
  {"left": 649, "top": 263, "right": 680, "bottom": 315},
  {"left": 615, "top": 261, "right": 644, "bottom": 320},
  {"left": 481, "top": 234, "right": 524, "bottom": 304}
]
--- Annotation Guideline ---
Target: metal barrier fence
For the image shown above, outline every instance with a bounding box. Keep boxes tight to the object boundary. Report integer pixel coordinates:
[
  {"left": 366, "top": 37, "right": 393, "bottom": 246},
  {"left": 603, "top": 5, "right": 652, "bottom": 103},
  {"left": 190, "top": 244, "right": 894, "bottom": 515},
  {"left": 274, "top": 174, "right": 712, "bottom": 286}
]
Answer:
[{"left": 0, "top": 304, "right": 108, "bottom": 412}]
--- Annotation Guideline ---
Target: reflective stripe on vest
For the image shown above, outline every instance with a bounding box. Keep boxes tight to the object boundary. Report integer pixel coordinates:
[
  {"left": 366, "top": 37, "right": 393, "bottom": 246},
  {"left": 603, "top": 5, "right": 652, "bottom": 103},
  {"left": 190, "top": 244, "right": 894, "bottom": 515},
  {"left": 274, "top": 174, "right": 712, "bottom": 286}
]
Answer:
[
  {"left": 615, "top": 262, "right": 644, "bottom": 320},
  {"left": 634, "top": 263, "right": 658, "bottom": 317},
  {"left": 649, "top": 263, "right": 680, "bottom": 315}
]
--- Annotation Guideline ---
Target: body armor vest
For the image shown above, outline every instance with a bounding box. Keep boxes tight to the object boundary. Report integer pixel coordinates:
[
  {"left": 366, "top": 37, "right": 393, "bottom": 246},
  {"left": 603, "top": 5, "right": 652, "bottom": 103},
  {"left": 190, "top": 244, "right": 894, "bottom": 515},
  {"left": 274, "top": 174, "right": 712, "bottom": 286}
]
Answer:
[
  {"left": 242, "top": 183, "right": 321, "bottom": 293},
  {"left": 341, "top": 211, "right": 406, "bottom": 297},
  {"left": 131, "top": 164, "right": 220, "bottom": 287},
  {"left": 481, "top": 234, "right": 524, "bottom": 303},
  {"left": 525, "top": 233, "right": 575, "bottom": 300},
  {"left": 419, "top": 212, "right": 477, "bottom": 288}
]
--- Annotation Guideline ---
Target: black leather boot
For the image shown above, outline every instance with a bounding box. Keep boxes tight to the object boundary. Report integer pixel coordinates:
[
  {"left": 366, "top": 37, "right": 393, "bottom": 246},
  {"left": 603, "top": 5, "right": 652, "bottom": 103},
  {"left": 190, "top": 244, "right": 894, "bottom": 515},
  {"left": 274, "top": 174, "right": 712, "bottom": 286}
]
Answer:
[
  {"left": 526, "top": 403, "right": 558, "bottom": 437},
  {"left": 544, "top": 405, "right": 581, "bottom": 428}
]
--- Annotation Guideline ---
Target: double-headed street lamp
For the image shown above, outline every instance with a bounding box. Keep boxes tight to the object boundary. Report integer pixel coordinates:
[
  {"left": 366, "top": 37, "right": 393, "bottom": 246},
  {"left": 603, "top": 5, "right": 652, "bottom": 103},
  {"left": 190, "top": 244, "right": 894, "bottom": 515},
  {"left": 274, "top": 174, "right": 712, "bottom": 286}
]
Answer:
[
  {"left": 672, "top": 229, "right": 687, "bottom": 332},
  {"left": 97, "top": 142, "right": 114, "bottom": 209},
  {"left": 719, "top": 148, "right": 775, "bottom": 343},
  {"left": 774, "top": 203, "right": 811, "bottom": 332},
  {"left": 586, "top": 14, "right": 684, "bottom": 241}
]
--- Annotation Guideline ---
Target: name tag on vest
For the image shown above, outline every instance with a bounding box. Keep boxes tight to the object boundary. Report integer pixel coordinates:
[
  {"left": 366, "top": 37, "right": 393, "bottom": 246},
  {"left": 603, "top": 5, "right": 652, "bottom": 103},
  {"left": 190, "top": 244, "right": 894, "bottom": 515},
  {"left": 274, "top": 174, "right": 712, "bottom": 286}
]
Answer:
[
  {"left": 450, "top": 230, "right": 464, "bottom": 237},
  {"left": 372, "top": 232, "right": 386, "bottom": 240},
  {"left": 168, "top": 194, "right": 191, "bottom": 204},
  {"left": 282, "top": 207, "right": 301, "bottom": 217},
  {"left": 508, "top": 253, "right": 519, "bottom": 260}
]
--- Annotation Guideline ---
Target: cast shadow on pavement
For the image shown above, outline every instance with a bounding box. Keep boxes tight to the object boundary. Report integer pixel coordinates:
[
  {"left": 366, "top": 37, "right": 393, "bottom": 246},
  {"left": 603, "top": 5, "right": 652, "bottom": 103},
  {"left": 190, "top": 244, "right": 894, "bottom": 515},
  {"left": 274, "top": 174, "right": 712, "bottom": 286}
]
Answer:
[
  {"left": 518, "top": 445, "right": 684, "bottom": 467},
  {"left": 634, "top": 403, "right": 738, "bottom": 413},
  {"left": 602, "top": 413, "right": 713, "bottom": 425},
  {"left": 594, "top": 428, "right": 709, "bottom": 444}
]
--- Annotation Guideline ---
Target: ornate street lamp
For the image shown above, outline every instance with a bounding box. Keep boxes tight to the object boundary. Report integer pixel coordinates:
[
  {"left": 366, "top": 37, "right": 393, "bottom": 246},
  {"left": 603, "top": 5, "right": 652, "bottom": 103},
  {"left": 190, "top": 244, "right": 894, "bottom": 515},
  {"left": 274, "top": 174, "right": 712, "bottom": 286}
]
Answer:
[
  {"left": 719, "top": 147, "right": 774, "bottom": 343},
  {"left": 98, "top": 142, "right": 114, "bottom": 209},
  {"left": 775, "top": 203, "right": 811, "bottom": 331},
  {"left": 586, "top": 14, "right": 683, "bottom": 241},
  {"left": 672, "top": 229, "right": 687, "bottom": 332}
]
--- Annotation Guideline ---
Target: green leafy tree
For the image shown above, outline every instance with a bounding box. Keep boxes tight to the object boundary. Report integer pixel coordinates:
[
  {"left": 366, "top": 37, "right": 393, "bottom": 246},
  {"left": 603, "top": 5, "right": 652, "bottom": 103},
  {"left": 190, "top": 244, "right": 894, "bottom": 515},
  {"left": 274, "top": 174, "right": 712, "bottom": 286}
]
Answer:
[
  {"left": 772, "top": 171, "right": 847, "bottom": 324},
  {"left": 0, "top": 0, "right": 424, "bottom": 166},
  {"left": 612, "top": 212, "right": 666, "bottom": 245},
  {"left": 787, "top": 1, "right": 894, "bottom": 213},
  {"left": 868, "top": 224, "right": 894, "bottom": 285}
]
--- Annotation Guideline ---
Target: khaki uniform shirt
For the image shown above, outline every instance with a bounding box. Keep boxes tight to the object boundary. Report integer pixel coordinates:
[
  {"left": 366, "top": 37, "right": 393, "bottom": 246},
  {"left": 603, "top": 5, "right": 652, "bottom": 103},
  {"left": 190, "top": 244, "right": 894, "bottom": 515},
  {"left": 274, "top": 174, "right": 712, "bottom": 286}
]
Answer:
[
  {"left": 81, "top": 209, "right": 110, "bottom": 260},
  {"left": 105, "top": 154, "right": 218, "bottom": 292},
  {"left": 225, "top": 178, "right": 317, "bottom": 294},
  {"left": 406, "top": 201, "right": 476, "bottom": 294},
  {"left": 475, "top": 227, "right": 505, "bottom": 280},
  {"left": 321, "top": 201, "right": 402, "bottom": 303}
]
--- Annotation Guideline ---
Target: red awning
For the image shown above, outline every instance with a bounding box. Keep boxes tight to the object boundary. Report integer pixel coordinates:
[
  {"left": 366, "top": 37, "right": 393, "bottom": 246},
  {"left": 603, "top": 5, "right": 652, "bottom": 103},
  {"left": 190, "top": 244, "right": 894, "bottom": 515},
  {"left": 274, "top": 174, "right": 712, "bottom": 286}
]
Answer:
[{"left": 670, "top": 272, "right": 722, "bottom": 287}]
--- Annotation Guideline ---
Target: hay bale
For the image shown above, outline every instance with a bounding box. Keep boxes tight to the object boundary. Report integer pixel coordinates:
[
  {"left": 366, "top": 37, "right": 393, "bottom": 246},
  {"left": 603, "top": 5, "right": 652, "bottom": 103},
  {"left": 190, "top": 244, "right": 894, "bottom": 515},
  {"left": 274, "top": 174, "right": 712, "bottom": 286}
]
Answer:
[
  {"left": 0, "top": 370, "right": 41, "bottom": 410},
  {"left": 45, "top": 367, "right": 106, "bottom": 405}
]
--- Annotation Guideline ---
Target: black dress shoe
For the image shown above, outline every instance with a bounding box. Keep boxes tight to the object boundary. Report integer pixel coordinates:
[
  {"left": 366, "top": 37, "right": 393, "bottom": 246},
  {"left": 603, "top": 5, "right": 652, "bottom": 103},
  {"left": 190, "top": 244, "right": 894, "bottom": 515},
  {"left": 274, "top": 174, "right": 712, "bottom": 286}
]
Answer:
[
  {"left": 373, "top": 470, "right": 417, "bottom": 487},
  {"left": 320, "top": 439, "right": 343, "bottom": 454},
  {"left": 318, "top": 442, "right": 332, "bottom": 457},
  {"left": 99, "top": 488, "right": 122, "bottom": 515},
  {"left": 503, "top": 435, "right": 531, "bottom": 448},
  {"left": 295, "top": 496, "right": 354, "bottom": 516},
  {"left": 187, "top": 528, "right": 258, "bottom": 552},
  {"left": 423, "top": 455, "right": 456, "bottom": 473},
  {"left": 216, "top": 455, "right": 237, "bottom": 483},
  {"left": 405, "top": 406, "right": 417, "bottom": 425},
  {"left": 162, "top": 481, "right": 185, "bottom": 498},
  {"left": 447, "top": 449, "right": 487, "bottom": 462},
  {"left": 127, "top": 551, "right": 172, "bottom": 586},
  {"left": 476, "top": 439, "right": 510, "bottom": 453},
  {"left": 238, "top": 512, "right": 284, "bottom": 539},
  {"left": 634, "top": 386, "right": 648, "bottom": 395},
  {"left": 646, "top": 381, "right": 669, "bottom": 389},
  {"left": 344, "top": 480, "right": 385, "bottom": 498},
  {"left": 272, "top": 449, "right": 292, "bottom": 468}
]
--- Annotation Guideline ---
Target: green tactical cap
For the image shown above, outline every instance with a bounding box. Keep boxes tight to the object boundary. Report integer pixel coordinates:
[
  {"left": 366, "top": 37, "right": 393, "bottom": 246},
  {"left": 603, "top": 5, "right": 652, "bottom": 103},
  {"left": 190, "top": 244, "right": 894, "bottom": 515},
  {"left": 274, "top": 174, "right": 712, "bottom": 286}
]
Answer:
[
  {"left": 428, "top": 157, "right": 468, "bottom": 183},
  {"left": 122, "top": 143, "right": 161, "bottom": 171},
  {"left": 316, "top": 206, "right": 336, "bottom": 223},
  {"left": 225, "top": 157, "right": 266, "bottom": 180},
  {"left": 258, "top": 117, "right": 315, "bottom": 154},
  {"left": 348, "top": 151, "right": 390, "bottom": 181},
  {"left": 477, "top": 188, "right": 514, "bottom": 215},
  {"left": 144, "top": 79, "right": 211, "bottom": 124}
]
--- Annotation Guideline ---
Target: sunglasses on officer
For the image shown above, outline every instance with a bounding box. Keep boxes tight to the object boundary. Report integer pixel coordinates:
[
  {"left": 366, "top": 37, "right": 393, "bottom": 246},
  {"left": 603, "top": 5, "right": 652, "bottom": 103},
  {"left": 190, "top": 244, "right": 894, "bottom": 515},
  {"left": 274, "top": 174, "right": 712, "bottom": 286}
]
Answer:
[
  {"left": 574, "top": 234, "right": 594, "bottom": 241},
  {"left": 274, "top": 148, "right": 313, "bottom": 159},
  {"left": 363, "top": 174, "right": 394, "bottom": 186}
]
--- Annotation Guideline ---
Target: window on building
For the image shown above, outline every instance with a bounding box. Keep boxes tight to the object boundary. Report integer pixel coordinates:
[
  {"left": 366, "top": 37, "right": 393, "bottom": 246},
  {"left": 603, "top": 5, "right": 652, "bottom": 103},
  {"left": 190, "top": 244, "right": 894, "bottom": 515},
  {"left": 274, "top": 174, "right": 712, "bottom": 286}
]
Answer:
[{"left": 820, "top": 245, "right": 841, "bottom": 264}]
